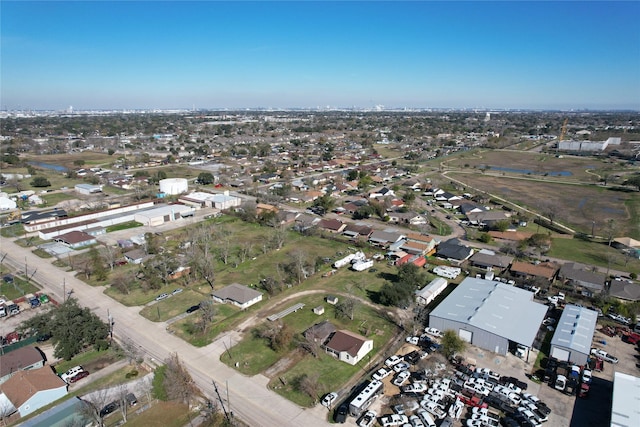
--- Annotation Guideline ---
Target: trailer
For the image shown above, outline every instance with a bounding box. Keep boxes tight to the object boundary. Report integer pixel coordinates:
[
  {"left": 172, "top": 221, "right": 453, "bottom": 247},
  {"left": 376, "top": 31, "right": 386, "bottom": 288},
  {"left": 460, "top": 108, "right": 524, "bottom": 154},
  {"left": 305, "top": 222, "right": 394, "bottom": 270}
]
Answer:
[
  {"left": 333, "top": 251, "right": 366, "bottom": 268},
  {"left": 352, "top": 259, "right": 374, "bottom": 272}
]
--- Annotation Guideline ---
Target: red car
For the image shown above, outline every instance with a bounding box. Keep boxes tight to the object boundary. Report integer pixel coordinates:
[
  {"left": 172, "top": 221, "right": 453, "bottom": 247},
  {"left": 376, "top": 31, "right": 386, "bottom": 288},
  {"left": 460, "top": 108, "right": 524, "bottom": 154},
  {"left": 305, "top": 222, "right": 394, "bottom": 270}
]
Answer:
[{"left": 69, "top": 371, "right": 90, "bottom": 383}]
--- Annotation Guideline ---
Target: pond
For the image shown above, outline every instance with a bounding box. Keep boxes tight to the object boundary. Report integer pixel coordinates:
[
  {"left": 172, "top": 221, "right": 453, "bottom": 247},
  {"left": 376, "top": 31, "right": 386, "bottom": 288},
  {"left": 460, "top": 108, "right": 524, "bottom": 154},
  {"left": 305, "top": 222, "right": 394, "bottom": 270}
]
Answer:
[
  {"left": 488, "top": 166, "right": 572, "bottom": 176},
  {"left": 27, "top": 161, "right": 68, "bottom": 172}
]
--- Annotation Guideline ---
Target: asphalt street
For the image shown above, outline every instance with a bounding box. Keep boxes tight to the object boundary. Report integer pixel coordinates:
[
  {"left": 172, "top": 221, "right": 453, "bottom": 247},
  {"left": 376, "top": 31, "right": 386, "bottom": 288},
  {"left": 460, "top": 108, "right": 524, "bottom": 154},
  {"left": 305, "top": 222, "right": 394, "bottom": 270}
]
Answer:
[{"left": 0, "top": 237, "right": 332, "bottom": 427}]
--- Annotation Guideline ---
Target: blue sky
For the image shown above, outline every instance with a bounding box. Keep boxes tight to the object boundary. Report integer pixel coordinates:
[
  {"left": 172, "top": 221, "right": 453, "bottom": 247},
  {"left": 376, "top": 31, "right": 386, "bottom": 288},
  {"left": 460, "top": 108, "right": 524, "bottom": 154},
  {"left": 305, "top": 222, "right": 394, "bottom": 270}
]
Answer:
[{"left": 2, "top": 1, "right": 639, "bottom": 110}]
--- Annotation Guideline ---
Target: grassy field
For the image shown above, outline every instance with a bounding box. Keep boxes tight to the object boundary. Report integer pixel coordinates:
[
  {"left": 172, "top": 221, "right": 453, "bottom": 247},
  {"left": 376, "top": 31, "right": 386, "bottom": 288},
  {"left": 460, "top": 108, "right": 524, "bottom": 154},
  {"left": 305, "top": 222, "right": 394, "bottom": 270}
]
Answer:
[
  {"left": 121, "top": 401, "right": 192, "bottom": 427},
  {"left": 445, "top": 150, "right": 623, "bottom": 182},
  {"left": 169, "top": 303, "right": 242, "bottom": 346},
  {"left": 0, "top": 272, "right": 40, "bottom": 299},
  {"left": 547, "top": 238, "right": 640, "bottom": 275},
  {"left": 139, "top": 289, "right": 209, "bottom": 321},
  {"left": 448, "top": 172, "right": 640, "bottom": 238}
]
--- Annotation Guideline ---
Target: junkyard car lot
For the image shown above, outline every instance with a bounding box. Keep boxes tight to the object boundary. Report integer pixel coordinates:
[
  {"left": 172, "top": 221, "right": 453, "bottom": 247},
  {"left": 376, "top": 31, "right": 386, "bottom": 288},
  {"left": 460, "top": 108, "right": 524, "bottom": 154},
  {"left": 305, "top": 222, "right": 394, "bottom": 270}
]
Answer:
[{"left": 0, "top": 297, "right": 53, "bottom": 340}]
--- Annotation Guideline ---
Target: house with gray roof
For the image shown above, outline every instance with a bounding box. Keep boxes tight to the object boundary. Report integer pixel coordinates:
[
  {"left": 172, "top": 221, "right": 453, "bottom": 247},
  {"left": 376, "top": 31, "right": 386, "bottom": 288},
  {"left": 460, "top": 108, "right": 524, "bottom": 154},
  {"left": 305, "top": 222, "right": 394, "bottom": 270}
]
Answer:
[
  {"left": 549, "top": 304, "right": 598, "bottom": 365},
  {"left": 429, "top": 277, "right": 547, "bottom": 355},
  {"left": 368, "top": 230, "right": 405, "bottom": 248},
  {"left": 558, "top": 262, "right": 606, "bottom": 295},
  {"left": 609, "top": 279, "right": 640, "bottom": 302},
  {"left": 211, "top": 283, "right": 262, "bottom": 309},
  {"left": 469, "top": 250, "right": 513, "bottom": 271}
]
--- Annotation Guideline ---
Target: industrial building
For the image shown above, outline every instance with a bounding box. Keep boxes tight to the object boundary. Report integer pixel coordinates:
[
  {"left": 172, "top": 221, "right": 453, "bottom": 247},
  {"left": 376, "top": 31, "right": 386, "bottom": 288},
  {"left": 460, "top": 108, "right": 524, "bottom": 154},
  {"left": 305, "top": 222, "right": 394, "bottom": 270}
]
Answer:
[
  {"left": 549, "top": 304, "right": 598, "bottom": 365},
  {"left": 429, "top": 277, "right": 547, "bottom": 355},
  {"left": 159, "top": 178, "right": 188, "bottom": 195}
]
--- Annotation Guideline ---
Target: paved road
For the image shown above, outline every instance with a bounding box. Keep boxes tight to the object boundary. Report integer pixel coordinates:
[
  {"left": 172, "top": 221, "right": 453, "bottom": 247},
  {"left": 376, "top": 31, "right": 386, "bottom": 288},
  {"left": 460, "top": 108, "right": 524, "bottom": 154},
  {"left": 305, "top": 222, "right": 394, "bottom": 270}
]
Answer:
[{"left": 0, "top": 237, "right": 331, "bottom": 427}]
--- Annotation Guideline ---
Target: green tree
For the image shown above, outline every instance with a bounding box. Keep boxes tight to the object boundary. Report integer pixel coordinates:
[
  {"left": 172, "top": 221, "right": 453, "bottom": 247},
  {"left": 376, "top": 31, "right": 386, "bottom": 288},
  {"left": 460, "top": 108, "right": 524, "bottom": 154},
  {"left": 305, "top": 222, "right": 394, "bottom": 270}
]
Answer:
[
  {"left": 20, "top": 298, "right": 109, "bottom": 360},
  {"left": 441, "top": 329, "right": 467, "bottom": 359},
  {"left": 197, "top": 172, "right": 215, "bottom": 185},
  {"left": 626, "top": 174, "right": 640, "bottom": 191},
  {"left": 30, "top": 176, "right": 51, "bottom": 187}
]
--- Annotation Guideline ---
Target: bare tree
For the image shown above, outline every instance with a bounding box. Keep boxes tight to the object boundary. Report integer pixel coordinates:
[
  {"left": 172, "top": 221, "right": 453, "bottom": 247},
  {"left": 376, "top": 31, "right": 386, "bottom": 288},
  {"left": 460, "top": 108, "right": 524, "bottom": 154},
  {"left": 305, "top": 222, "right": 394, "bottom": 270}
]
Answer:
[
  {"left": 336, "top": 297, "right": 358, "bottom": 321},
  {"left": 238, "top": 241, "right": 253, "bottom": 263},
  {"left": 136, "top": 374, "right": 154, "bottom": 407},
  {"left": 542, "top": 202, "right": 560, "bottom": 225},
  {"left": 164, "top": 353, "right": 198, "bottom": 406},
  {"left": 0, "top": 397, "right": 15, "bottom": 427},
  {"left": 217, "top": 235, "right": 232, "bottom": 265},
  {"left": 115, "top": 384, "right": 131, "bottom": 423},
  {"left": 118, "top": 336, "right": 142, "bottom": 366},
  {"left": 269, "top": 225, "right": 287, "bottom": 250},
  {"left": 78, "top": 389, "right": 111, "bottom": 427},
  {"left": 195, "top": 300, "right": 217, "bottom": 334},
  {"left": 296, "top": 372, "right": 320, "bottom": 402},
  {"left": 299, "top": 330, "right": 321, "bottom": 358},
  {"left": 111, "top": 270, "right": 134, "bottom": 294}
]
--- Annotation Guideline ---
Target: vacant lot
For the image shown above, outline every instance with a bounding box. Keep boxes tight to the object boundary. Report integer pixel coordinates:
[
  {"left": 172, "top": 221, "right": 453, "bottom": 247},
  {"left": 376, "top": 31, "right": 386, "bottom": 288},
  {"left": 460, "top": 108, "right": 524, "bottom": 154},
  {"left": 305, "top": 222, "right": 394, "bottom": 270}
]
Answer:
[
  {"left": 448, "top": 172, "right": 640, "bottom": 238},
  {"left": 446, "top": 150, "right": 617, "bottom": 182}
]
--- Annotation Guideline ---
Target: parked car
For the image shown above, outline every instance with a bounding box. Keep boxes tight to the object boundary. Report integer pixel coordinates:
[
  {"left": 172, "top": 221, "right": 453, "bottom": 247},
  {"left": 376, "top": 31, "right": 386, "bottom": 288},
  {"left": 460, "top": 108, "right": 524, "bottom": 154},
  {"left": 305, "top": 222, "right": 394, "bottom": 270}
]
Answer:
[
  {"left": 321, "top": 392, "right": 338, "bottom": 408},
  {"left": 385, "top": 355, "right": 402, "bottom": 367},
  {"left": 29, "top": 296, "right": 41, "bottom": 308},
  {"left": 591, "top": 348, "right": 618, "bottom": 363},
  {"left": 125, "top": 393, "right": 138, "bottom": 406},
  {"left": 7, "top": 304, "right": 20, "bottom": 316},
  {"left": 171, "top": 288, "right": 183, "bottom": 295},
  {"left": 425, "top": 327, "right": 443, "bottom": 338},
  {"left": 99, "top": 401, "right": 120, "bottom": 417},
  {"left": 373, "top": 367, "right": 392, "bottom": 381},
  {"left": 186, "top": 304, "right": 201, "bottom": 313},
  {"left": 155, "top": 293, "right": 169, "bottom": 301},
  {"left": 392, "top": 370, "right": 411, "bottom": 386},
  {"left": 358, "top": 410, "right": 377, "bottom": 427},
  {"left": 334, "top": 403, "right": 348, "bottom": 423},
  {"left": 69, "top": 370, "right": 90, "bottom": 383},
  {"left": 61, "top": 366, "right": 84, "bottom": 382},
  {"left": 380, "top": 414, "right": 409, "bottom": 427}
]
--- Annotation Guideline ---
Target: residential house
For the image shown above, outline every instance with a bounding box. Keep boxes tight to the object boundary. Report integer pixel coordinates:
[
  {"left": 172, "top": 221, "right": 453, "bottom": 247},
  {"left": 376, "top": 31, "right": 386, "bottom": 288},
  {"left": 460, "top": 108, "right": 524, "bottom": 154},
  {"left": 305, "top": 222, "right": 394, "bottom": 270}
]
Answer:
[
  {"left": 458, "top": 201, "right": 487, "bottom": 215},
  {"left": 435, "top": 238, "right": 474, "bottom": 265},
  {"left": 558, "top": 263, "right": 607, "bottom": 295},
  {"left": 256, "top": 203, "right": 278, "bottom": 216},
  {"left": 369, "top": 187, "right": 395, "bottom": 199},
  {"left": 466, "top": 210, "right": 511, "bottom": 227},
  {"left": 0, "top": 367, "right": 67, "bottom": 418},
  {"left": 342, "top": 223, "right": 373, "bottom": 240},
  {"left": 304, "top": 320, "right": 337, "bottom": 345},
  {"left": 510, "top": 261, "right": 558, "bottom": 282},
  {"left": 399, "top": 240, "right": 431, "bottom": 256},
  {"left": 53, "top": 230, "right": 97, "bottom": 249},
  {"left": 0, "top": 347, "right": 45, "bottom": 385},
  {"left": 608, "top": 279, "right": 640, "bottom": 302},
  {"left": 317, "top": 218, "right": 347, "bottom": 234},
  {"left": 469, "top": 250, "right": 514, "bottom": 271},
  {"left": 323, "top": 330, "right": 373, "bottom": 365},
  {"left": 124, "top": 248, "right": 149, "bottom": 265},
  {"left": 211, "top": 283, "right": 263, "bottom": 309},
  {"left": 389, "top": 212, "right": 427, "bottom": 225},
  {"left": 368, "top": 230, "right": 406, "bottom": 249},
  {"left": 405, "top": 233, "right": 438, "bottom": 254}
]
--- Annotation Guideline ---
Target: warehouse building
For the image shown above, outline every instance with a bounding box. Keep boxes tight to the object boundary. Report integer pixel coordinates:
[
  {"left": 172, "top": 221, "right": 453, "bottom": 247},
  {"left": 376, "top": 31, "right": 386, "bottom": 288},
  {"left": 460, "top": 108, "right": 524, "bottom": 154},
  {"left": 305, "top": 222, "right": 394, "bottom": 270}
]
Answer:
[
  {"left": 429, "top": 277, "right": 547, "bottom": 355},
  {"left": 549, "top": 304, "right": 597, "bottom": 365}
]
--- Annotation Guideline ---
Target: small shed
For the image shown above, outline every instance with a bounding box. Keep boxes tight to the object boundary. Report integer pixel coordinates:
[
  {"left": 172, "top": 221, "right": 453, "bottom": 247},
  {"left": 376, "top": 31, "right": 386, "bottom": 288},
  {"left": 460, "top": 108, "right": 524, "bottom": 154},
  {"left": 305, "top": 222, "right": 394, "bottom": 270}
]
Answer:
[
  {"left": 326, "top": 295, "right": 338, "bottom": 305},
  {"left": 313, "top": 306, "right": 325, "bottom": 315}
]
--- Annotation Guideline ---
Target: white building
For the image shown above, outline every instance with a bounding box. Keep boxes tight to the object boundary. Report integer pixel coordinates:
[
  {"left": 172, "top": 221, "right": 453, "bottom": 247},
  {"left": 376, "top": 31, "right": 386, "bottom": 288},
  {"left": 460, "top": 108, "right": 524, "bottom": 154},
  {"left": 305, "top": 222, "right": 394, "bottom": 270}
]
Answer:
[
  {"left": 159, "top": 178, "right": 188, "bottom": 195},
  {"left": 211, "top": 283, "right": 263, "bottom": 309},
  {"left": 415, "top": 277, "right": 448, "bottom": 305},
  {"left": 74, "top": 183, "right": 103, "bottom": 195}
]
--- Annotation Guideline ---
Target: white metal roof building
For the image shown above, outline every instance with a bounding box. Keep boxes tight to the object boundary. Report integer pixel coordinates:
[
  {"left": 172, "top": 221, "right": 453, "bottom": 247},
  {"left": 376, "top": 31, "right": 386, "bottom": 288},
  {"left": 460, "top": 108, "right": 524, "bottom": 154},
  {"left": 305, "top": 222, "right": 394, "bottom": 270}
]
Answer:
[
  {"left": 549, "top": 304, "right": 598, "bottom": 365},
  {"left": 415, "top": 277, "right": 448, "bottom": 306},
  {"left": 429, "top": 277, "right": 547, "bottom": 355},
  {"left": 134, "top": 204, "right": 194, "bottom": 227},
  {"left": 611, "top": 372, "right": 640, "bottom": 427}
]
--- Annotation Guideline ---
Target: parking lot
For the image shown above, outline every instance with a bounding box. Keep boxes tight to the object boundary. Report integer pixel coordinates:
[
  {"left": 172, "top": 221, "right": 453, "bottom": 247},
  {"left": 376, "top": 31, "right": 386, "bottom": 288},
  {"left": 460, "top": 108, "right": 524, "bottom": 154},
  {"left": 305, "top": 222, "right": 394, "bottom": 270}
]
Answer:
[{"left": 1, "top": 293, "right": 53, "bottom": 340}]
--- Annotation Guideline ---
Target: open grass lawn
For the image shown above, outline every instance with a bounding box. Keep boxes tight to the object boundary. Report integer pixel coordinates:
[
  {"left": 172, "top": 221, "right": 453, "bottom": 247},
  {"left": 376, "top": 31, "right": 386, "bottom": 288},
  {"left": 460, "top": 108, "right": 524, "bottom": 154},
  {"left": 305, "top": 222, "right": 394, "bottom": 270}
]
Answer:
[
  {"left": 106, "top": 221, "right": 143, "bottom": 232},
  {"left": 170, "top": 302, "right": 243, "bottom": 346},
  {"left": 0, "top": 276, "right": 40, "bottom": 299},
  {"left": 105, "top": 281, "right": 195, "bottom": 307},
  {"left": 139, "top": 289, "right": 211, "bottom": 322},
  {"left": 547, "top": 238, "right": 640, "bottom": 275},
  {"left": 122, "top": 401, "right": 192, "bottom": 427},
  {"left": 269, "top": 352, "right": 366, "bottom": 407},
  {"left": 449, "top": 172, "right": 640, "bottom": 238},
  {"left": 41, "top": 191, "right": 78, "bottom": 206}
]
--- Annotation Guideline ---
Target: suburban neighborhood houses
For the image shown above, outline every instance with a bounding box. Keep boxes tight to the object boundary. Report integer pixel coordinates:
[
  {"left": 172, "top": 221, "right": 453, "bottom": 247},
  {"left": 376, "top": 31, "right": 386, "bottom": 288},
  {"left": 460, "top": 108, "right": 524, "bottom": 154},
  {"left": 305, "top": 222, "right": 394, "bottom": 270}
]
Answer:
[{"left": 1, "top": 110, "right": 639, "bottom": 427}]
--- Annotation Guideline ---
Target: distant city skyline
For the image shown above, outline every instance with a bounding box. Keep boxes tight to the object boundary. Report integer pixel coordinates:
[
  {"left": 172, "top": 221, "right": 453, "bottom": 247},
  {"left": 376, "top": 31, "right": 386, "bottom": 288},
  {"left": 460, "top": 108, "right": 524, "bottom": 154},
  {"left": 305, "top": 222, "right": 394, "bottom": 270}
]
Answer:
[{"left": 2, "top": 1, "right": 639, "bottom": 111}]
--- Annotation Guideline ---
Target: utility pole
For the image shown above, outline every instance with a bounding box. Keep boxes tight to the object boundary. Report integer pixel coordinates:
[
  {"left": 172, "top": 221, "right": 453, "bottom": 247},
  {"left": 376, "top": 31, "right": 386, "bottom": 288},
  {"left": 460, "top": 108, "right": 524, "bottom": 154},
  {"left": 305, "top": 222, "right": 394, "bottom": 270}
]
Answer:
[{"left": 212, "top": 380, "right": 230, "bottom": 423}]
